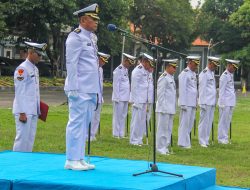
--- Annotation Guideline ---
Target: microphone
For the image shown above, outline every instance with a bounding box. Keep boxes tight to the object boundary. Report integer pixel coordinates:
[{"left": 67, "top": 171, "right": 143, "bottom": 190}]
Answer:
[{"left": 107, "top": 24, "right": 128, "bottom": 33}]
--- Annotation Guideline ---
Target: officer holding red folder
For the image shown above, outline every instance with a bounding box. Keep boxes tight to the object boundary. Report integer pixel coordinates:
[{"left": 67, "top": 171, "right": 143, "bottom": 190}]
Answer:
[{"left": 13, "top": 41, "right": 47, "bottom": 152}]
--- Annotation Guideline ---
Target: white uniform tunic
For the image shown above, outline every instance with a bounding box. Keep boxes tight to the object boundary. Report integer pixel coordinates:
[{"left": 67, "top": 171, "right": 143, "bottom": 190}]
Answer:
[
  {"left": 177, "top": 67, "right": 197, "bottom": 148},
  {"left": 156, "top": 72, "right": 176, "bottom": 154},
  {"left": 218, "top": 70, "right": 236, "bottom": 143},
  {"left": 13, "top": 59, "right": 40, "bottom": 152},
  {"left": 112, "top": 64, "right": 130, "bottom": 138},
  {"left": 198, "top": 67, "right": 217, "bottom": 146},
  {"left": 129, "top": 64, "right": 153, "bottom": 145},
  {"left": 65, "top": 25, "right": 100, "bottom": 160},
  {"left": 90, "top": 67, "right": 104, "bottom": 140}
]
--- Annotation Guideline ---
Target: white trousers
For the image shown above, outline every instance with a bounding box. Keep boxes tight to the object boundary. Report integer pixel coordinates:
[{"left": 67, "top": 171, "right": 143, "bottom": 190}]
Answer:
[
  {"left": 66, "top": 95, "right": 96, "bottom": 160},
  {"left": 130, "top": 103, "right": 147, "bottom": 145},
  {"left": 218, "top": 106, "right": 233, "bottom": 143},
  {"left": 198, "top": 105, "right": 215, "bottom": 145},
  {"left": 90, "top": 103, "right": 102, "bottom": 139},
  {"left": 13, "top": 114, "right": 38, "bottom": 152},
  {"left": 178, "top": 107, "right": 196, "bottom": 147},
  {"left": 143, "top": 103, "right": 153, "bottom": 136},
  {"left": 112, "top": 101, "right": 128, "bottom": 137},
  {"left": 156, "top": 113, "right": 174, "bottom": 154}
]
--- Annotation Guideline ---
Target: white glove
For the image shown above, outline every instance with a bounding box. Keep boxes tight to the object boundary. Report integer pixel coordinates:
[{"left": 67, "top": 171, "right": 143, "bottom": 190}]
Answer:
[
  {"left": 180, "top": 105, "right": 187, "bottom": 111},
  {"left": 133, "top": 103, "right": 142, "bottom": 109},
  {"left": 113, "top": 99, "right": 119, "bottom": 103},
  {"left": 67, "top": 90, "right": 78, "bottom": 99},
  {"left": 219, "top": 105, "right": 225, "bottom": 109},
  {"left": 200, "top": 104, "right": 206, "bottom": 110}
]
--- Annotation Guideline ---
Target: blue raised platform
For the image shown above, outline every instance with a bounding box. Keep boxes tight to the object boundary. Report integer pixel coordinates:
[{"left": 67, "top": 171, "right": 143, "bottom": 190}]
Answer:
[{"left": 0, "top": 151, "right": 248, "bottom": 190}]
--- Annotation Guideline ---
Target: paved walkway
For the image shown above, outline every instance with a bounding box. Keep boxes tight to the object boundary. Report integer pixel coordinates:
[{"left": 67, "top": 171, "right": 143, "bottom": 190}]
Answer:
[{"left": 0, "top": 87, "right": 113, "bottom": 108}]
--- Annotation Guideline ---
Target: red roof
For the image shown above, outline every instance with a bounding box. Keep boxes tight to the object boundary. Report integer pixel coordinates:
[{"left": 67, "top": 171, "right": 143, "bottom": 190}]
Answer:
[{"left": 192, "top": 37, "right": 209, "bottom": 46}]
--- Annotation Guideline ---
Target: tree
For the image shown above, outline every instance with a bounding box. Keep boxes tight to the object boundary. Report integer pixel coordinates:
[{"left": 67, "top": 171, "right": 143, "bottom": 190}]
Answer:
[
  {"left": 229, "top": 0, "right": 250, "bottom": 80},
  {"left": 2, "top": 0, "right": 132, "bottom": 76},
  {"left": 196, "top": 0, "right": 245, "bottom": 53},
  {"left": 0, "top": 3, "right": 7, "bottom": 38},
  {"left": 2, "top": 0, "right": 77, "bottom": 77},
  {"left": 129, "top": 0, "right": 196, "bottom": 56}
]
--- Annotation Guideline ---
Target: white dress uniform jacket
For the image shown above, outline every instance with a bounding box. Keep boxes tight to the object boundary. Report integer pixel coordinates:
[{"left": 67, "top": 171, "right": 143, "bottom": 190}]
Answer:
[
  {"left": 178, "top": 67, "right": 197, "bottom": 107},
  {"left": 178, "top": 67, "right": 197, "bottom": 148},
  {"left": 218, "top": 70, "right": 236, "bottom": 107},
  {"left": 64, "top": 26, "right": 100, "bottom": 94},
  {"left": 130, "top": 64, "right": 151, "bottom": 104},
  {"left": 65, "top": 25, "right": 100, "bottom": 161},
  {"left": 112, "top": 64, "right": 130, "bottom": 102},
  {"left": 156, "top": 72, "right": 176, "bottom": 154},
  {"left": 198, "top": 68, "right": 216, "bottom": 146},
  {"left": 13, "top": 59, "right": 40, "bottom": 152},
  {"left": 156, "top": 72, "right": 176, "bottom": 114},
  {"left": 218, "top": 70, "right": 236, "bottom": 144},
  {"left": 198, "top": 67, "right": 216, "bottom": 106}
]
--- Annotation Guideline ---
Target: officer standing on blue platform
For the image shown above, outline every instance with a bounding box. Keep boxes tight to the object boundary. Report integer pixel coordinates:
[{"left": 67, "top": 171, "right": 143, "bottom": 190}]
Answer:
[
  {"left": 90, "top": 52, "right": 110, "bottom": 141},
  {"left": 112, "top": 53, "right": 136, "bottom": 138},
  {"left": 13, "top": 41, "right": 47, "bottom": 152},
  {"left": 198, "top": 56, "right": 220, "bottom": 148},
  {"left": 218, "top": 59, "right": 239, "bottom": 144},
  {"left": 178, "top": 56, "right": 200, "bottom": 149},
  {"left": 156, "top": 59, "right": 178, "bottom": 155},
  {"left": 64, "top": 3, "right": 100, "bottom": 171},
  {"left": 129, "top": 53, "right": 154, "bottom": 146}
]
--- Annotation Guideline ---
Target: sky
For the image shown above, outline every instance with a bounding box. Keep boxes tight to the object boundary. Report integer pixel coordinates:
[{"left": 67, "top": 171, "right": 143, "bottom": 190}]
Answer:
[{"left": 190, "top": 0, "right": 205, "bottom": 8}]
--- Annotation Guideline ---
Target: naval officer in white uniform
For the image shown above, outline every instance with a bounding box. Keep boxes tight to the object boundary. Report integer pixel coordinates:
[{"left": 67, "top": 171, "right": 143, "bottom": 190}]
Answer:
[
  {"left": 178, "top": 56, "right": 200, "bottom": 149},
  {"left": 90, "top": 52, "right": 110, "bottom": 141},
  {"left": 129, "top": 53, "right": 154, "bottom": 145},
  {"left": 156, "top": 59, "right": 178, "bottom": 155},
  {"left": 198, "top": 56, "right": 220, "bottom": 148},
  {"left": 112, "top": 53, "right": 136, "bottom": 138},
  {"left": 13, "top": 41, "right": 47, "bottom": 152},
  {"left": 64, "top": 3, "right": 100, "bottom": 171},
  {"left": 218, "top": 59, "right": 239, "bottom": 144}
]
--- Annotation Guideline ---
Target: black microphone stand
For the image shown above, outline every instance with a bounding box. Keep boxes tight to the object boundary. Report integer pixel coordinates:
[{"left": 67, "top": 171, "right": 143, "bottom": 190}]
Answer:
[
  {"left": 110, "top": 27, "right": 184, "bottom": 177},
  {"left": 133, "top": 46, "right": 182, "bottom": 177}
]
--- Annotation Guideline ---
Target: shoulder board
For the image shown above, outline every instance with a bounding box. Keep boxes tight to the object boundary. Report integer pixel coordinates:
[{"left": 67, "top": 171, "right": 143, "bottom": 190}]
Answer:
[
  {"left": 203, "top": 69, "right": 207, "bottom": 73},
  {"left": 161, "top": 73, "right": 167, "bottom": 77},
  {"left": 184, "top": 69, "right": 188, "bottom": 72},
  {"left": 138, "top": 65, "right": 142, "bottom": 69},
  {"left": 224, "top": 71, "right": 227, "bottom": 75},
  {"left": 74, "top": 28, "right": 81, "bottom": 34},
  {"left": 118, "top": 66, "right": 122, "bottom": 69}
]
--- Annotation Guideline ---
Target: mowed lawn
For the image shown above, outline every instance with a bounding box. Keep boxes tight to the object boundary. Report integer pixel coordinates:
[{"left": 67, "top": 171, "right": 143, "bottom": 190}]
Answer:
[{"left": 0, "top": 94, "right": 249, "bottom": 188}]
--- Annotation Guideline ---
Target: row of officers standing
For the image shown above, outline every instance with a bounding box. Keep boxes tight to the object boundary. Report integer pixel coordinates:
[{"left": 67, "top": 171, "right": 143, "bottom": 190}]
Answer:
[
  {"left": 109, "top": 53, "right": 240, "bottom": 156},
  {"left": 11, "top": 3, "right": 240, "bottom": 171}
]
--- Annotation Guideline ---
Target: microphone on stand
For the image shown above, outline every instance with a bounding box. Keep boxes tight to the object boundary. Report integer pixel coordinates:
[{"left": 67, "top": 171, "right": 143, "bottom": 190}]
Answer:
[{"left": 107, "top": 24, "right": 128, "bottom": 33}]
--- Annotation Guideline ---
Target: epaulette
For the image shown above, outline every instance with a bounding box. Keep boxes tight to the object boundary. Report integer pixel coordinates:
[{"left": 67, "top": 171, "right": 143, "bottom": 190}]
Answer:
[
  {"left": 184, "top": 69, "right": 188, "bottom": 72},
  {"left": 224, "top": 71, "right": 227, "bottom": 75},
  {"left": 161, "top": 73, "right": 167, "bottom": 77},
  {"left": 118, "top": 66, "right": 122, "bottom": 69},
  {"left": 138, "top": 65, "right": 142, "bottom": 69},
  {"left": 74, "top": 28, "right": 81, "bottom": 34},
  {"left": 203, "top": 69, "right": 207, "bottom": 73}
]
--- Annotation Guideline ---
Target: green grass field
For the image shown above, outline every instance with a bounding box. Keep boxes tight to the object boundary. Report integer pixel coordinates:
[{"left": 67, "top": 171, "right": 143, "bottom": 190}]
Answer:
[{"left": 0, "top": 95, "right": 249, "bottom": 188}]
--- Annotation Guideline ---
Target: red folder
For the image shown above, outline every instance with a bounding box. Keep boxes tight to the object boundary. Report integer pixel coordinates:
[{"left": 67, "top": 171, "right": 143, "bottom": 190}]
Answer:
[{"left": 39, "top": 101, "right": 49, "bottom": 122}]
